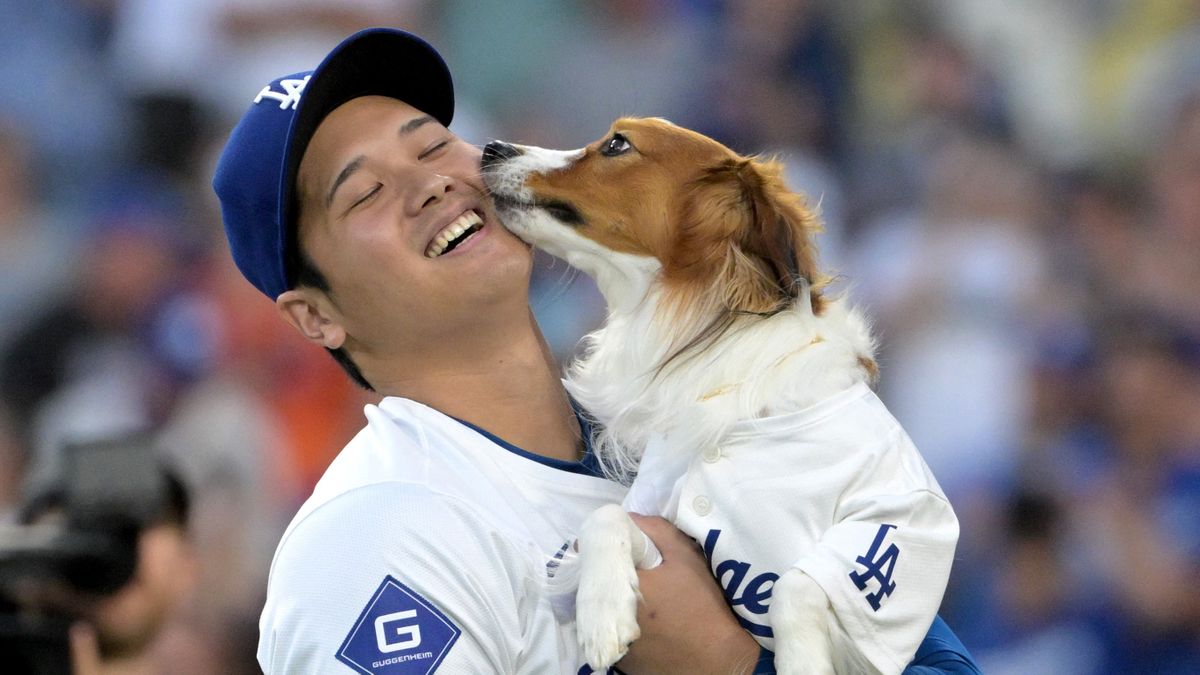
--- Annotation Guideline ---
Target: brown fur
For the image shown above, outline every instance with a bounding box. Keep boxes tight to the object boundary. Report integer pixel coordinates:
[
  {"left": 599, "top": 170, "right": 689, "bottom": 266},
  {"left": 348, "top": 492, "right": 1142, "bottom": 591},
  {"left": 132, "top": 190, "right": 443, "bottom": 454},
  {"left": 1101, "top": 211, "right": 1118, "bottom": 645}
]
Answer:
[{"left": 522, "top": 118, "right": 829, "bottom": 323}]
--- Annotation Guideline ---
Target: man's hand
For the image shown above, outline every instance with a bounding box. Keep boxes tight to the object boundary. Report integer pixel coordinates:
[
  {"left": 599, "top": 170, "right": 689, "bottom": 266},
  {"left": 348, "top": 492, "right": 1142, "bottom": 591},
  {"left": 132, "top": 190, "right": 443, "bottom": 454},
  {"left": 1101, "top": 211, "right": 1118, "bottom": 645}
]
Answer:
[
  {"left": 618, "top": 515, "right": 762, "bottom": 675},
  {"left": 70, "top": 623, "right": 102, "bottom": 675}
]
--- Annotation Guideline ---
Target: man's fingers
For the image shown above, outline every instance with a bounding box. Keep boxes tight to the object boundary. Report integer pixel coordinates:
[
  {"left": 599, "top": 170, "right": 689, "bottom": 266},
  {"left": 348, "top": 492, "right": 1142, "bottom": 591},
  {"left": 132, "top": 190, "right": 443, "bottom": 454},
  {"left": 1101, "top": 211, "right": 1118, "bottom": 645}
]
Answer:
[
  {"left": 618, "top": 515, "right": 761, "bottom": 674},
  {"left": 628, "top": 513, "right": 701, "bottom": 558},
  {"left": 70, "top": 623, "right": 101, "bottom": 675}
]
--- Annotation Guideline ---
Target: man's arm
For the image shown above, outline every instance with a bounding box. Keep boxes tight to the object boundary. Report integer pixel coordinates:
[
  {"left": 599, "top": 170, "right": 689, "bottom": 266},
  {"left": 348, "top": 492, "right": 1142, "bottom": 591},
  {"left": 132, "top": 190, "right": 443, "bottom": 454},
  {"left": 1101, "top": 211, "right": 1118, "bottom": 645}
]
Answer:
[
  {"left": 899, "top": 616, "right": 982, "bottom": 675},
  {"left": 622, "top": 516, "right": 980, "bottom": 675}
]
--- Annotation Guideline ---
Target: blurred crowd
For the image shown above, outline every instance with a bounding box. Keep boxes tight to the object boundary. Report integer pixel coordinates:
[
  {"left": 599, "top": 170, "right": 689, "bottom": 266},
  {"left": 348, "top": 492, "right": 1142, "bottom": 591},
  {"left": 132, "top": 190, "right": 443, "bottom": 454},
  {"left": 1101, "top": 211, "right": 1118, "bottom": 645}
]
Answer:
[{"left": 0, "top": 0, "right": 1197, "bottom": 672}]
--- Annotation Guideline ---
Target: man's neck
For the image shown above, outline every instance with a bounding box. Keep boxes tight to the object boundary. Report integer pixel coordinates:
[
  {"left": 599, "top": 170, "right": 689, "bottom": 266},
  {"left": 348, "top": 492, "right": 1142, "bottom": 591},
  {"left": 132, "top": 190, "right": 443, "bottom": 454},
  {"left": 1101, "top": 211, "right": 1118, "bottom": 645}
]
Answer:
[{"left": 366, "top": 312, "right": 583, "bottom": 463}]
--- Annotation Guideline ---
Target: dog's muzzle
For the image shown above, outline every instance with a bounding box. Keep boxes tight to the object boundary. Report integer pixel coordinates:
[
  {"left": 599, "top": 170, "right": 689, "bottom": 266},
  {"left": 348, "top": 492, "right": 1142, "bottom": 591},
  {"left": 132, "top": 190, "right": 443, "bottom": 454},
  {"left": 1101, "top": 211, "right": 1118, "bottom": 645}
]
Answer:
[{"left": 481, "top": 140, "right": 522, "bottom": 170}]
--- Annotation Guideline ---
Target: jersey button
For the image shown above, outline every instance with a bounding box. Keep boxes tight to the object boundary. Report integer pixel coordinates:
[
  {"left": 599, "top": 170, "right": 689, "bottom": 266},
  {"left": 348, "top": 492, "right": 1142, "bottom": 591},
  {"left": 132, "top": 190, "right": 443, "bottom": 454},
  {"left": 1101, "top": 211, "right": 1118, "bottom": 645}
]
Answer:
[
  {"left": 702, "top": 446, "right": 722, "bottom": 463},
  {"left": 692, "top": 495, "right": 713, "bottom": 516}
]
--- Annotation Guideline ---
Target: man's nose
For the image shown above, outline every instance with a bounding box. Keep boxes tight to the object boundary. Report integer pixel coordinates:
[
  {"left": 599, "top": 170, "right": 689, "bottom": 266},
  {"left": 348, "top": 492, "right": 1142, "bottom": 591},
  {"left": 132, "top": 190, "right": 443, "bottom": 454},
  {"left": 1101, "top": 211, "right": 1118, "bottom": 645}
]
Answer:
[
  {"left": 413, "top": 172, "right": 454, "bottom": 213},
  {"left": 481, "top": 141, "right": 522, "bottom": 170}
]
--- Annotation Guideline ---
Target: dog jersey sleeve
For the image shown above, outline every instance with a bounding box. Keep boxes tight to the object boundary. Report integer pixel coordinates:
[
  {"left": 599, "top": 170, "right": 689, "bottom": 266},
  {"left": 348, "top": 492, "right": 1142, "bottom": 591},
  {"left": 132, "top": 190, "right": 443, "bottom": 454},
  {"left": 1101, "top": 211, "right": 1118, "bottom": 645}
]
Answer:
[
  {"left": 792, "top": 486, "right": 959, "bottom": 674},
  {"left": 674, "top": 384, "right": 959, "bottom": 674},
  {"left": 789, "top": 399, "right": 959, "bottom": 674},
  {"left": 258, "top": 481, "right": 563, "bottom": 675}
]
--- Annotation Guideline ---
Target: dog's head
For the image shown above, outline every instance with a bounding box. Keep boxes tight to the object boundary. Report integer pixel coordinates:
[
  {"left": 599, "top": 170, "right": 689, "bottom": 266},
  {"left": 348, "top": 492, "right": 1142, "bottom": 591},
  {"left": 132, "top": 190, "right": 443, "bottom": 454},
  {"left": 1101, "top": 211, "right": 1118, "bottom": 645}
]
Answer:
[{"left": 483, "top": 117, "right": 826, "bottom": 317}]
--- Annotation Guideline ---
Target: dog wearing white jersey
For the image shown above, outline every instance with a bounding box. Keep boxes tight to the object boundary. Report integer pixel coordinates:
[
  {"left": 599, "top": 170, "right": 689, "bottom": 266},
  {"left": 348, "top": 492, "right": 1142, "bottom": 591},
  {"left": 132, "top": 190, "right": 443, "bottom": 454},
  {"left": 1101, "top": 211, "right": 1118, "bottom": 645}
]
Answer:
[{"left": 481, "top": 118, "right": 958, "bottom": 675}]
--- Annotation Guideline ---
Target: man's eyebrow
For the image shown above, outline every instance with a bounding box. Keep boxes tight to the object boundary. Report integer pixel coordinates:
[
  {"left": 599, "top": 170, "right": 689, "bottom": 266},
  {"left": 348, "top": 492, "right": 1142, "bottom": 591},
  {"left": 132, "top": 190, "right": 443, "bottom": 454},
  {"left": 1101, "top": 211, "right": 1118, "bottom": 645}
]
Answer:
[
  {"left": 399, "top": 115, "right": 435, "bottom": 136},
  {"left": 325, "top": 155, "right": 365, "bottom": 211}
]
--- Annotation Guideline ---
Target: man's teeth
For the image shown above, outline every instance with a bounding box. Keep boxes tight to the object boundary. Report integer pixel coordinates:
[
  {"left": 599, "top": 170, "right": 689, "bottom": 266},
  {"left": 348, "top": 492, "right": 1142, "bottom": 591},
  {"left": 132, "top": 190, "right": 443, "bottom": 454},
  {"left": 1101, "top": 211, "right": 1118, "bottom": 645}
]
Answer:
[{"left": 425, "top": 211, "right": 484, "bottom": 258}]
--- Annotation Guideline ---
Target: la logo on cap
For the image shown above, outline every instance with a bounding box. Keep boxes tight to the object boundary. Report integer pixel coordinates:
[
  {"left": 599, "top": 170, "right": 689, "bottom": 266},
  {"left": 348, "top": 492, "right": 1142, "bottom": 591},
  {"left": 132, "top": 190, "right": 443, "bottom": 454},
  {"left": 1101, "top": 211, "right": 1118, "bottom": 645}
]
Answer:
[{"left": 254, "top": 75, "right": 311, "bottom": 110}]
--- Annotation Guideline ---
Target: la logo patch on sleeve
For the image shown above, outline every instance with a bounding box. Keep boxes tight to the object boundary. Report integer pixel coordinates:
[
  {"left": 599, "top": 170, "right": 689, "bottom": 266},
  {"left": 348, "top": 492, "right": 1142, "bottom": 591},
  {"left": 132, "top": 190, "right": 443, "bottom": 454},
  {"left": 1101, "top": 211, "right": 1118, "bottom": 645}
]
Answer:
[{"left": 336, "top": 576, "right": 461, "bottom": 674}]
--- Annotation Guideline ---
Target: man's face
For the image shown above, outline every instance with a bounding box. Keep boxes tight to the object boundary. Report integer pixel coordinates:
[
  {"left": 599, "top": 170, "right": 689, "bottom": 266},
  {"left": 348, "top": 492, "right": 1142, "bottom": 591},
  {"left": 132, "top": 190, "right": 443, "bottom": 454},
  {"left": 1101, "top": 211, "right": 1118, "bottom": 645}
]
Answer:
[
  {"left": 293, "top": 96, "right": 532, "bottom": 359},
  {"left": 88, "top": 524, "right": 195, "bottom": 659}
]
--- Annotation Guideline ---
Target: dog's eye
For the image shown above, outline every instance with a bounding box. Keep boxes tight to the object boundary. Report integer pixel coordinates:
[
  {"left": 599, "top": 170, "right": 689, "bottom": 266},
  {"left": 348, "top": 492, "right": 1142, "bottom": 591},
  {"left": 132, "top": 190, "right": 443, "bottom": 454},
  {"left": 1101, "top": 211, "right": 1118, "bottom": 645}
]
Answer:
[{"left": 601, "top": 133, "right": 632, "bottom": 157}]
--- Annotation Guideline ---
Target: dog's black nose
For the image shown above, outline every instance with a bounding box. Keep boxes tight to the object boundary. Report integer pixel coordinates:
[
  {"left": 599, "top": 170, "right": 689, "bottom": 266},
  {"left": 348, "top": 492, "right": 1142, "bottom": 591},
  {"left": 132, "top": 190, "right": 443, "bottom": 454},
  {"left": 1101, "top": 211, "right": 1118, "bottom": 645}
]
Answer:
[{"left": 481, "top": 141, "right": 522, "bottom": 169}]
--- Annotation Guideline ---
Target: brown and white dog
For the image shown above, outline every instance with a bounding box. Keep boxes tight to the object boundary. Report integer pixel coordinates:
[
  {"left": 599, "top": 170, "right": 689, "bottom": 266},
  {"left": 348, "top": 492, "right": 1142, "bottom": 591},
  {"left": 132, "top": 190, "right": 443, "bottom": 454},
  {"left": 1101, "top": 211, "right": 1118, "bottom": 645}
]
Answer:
[{"left": 481, "top": 119, "right": 957, "bottom": 675}]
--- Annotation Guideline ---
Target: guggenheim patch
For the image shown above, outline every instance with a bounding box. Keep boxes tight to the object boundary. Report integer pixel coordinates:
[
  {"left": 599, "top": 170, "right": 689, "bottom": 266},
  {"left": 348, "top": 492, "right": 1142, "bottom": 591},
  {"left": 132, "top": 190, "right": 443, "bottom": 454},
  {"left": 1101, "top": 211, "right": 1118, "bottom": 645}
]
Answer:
[{"left": 336, "top": 576, "right": 461, "bottom": 674}]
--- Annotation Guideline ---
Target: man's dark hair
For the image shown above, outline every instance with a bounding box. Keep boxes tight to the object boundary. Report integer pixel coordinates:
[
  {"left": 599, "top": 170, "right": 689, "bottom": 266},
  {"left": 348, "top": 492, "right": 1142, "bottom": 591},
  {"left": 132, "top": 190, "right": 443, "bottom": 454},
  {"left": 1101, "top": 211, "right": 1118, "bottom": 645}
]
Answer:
[{"left": 291, "top": 247, "right": 375, "bottom": 391}]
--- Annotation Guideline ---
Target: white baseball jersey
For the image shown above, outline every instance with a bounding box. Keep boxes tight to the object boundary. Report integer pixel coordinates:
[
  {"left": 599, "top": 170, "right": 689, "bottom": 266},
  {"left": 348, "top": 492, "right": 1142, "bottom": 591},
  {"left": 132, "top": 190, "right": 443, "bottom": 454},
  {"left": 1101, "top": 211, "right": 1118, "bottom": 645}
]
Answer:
[
  {"left": 257, "top": 396, "right": 625, "bottom": 674},
  {"left": 624, "top": 382, "right": 959, "bottom": 675}
]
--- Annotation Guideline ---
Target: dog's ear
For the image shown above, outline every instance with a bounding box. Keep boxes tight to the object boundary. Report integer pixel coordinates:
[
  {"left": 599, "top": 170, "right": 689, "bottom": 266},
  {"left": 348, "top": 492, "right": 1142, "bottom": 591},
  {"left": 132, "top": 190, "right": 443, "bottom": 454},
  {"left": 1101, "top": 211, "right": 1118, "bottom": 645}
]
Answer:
[{"left": 672, "top": 157, "right": 824, "bottom": 314}]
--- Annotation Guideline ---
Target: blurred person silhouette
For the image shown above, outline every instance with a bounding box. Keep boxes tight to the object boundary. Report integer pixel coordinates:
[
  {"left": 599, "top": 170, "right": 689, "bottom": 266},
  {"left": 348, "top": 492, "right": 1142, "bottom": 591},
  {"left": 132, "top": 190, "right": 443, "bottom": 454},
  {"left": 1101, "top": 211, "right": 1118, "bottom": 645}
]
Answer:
[
  {"left": 1019, "top": 327, "right": 1109, "bottom": 501},
  {"left": 208, "top": 0, "right": 420, "bottom": 120},
  {"left": 1088, "top": 0, "right": 1200, "bottom": 162},
  {"left": 1052, "top": 171, "right": 1143, "bottom": 316},
  {"left": 846, "top": 136, "right": 1047, "bottom": 644},
  {"left": 0, "top": 405, "right": 25, "bottom": 514},
  {"left": 1071, "top": 314, "right": 1200, "bottom": 673},
  {"left": 1134, "top": 94, "right": 1200, "bottom": 333},
  {"left": 925, "top": 0, "right": 1098, "bottom": 167},
  {"left": 61, "top": 471, "right": 196, "bottom": 675},
  {"left": 0, "top": 121, "right": 77, "bottom": 353},
  {"left": 0, "top": 0, "right": 125, "bottom": 197},
  {"left": 525, "top": 0, "right": 709, "bottom": 146},
  {"left": 707, "top": 0, "right": 849, "bottom": 161},
  {"left": 847, "top": 14, "right": 1011, "bottom": 223},
  {"left": 0, "top": 176, "right": 197, "bottom": 463},
  {"left": 849, "top": 134, "right": 1046, "bottom": 498},
  {"left": 102, "top": 0, "right": 428, "bottom": 178},
  {"left": 1, "top": 435, "right": 197, "bottom": 675},
  {"left": 972, "top": 492, "right": 1106, "bottom": 675}
]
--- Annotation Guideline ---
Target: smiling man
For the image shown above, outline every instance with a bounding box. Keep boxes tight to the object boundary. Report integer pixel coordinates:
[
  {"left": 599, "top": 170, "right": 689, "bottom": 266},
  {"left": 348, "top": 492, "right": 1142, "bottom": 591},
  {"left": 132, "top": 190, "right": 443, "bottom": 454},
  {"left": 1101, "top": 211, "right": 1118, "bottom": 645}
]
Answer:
[{"left": 213, "top": 28, "right": 978, "bottom": 674}]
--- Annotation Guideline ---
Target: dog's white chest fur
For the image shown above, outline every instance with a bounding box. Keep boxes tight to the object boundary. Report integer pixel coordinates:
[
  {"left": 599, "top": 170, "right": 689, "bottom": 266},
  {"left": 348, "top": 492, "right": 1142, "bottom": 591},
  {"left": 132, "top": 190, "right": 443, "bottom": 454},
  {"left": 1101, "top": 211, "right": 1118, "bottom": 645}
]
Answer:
[{"left": 566, "top": 275, "right": 882, "bottom": 476}]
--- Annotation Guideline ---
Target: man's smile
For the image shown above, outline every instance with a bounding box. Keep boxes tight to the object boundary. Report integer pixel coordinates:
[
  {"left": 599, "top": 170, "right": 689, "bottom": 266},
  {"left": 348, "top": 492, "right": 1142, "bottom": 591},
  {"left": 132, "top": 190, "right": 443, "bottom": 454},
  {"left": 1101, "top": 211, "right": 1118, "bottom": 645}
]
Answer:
[{"left": 424, "top": 208, "right": 485, "bottom": 258}]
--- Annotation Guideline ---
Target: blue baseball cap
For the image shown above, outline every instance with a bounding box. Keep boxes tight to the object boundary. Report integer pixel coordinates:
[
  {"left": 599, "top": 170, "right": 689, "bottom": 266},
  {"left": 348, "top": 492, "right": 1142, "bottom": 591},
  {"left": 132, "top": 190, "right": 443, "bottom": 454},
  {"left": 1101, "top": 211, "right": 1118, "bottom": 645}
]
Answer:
[{"left": 212, "top": 28, "right": 454, "bottom": 299}]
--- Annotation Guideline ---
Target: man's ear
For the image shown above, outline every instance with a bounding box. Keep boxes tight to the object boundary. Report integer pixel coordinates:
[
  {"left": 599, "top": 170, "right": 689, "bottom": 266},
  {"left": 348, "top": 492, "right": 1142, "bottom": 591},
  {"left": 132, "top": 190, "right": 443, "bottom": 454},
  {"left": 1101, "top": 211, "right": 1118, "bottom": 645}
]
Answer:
[{"left": 276, "top": 289, "right": 347, "bottom": 350}]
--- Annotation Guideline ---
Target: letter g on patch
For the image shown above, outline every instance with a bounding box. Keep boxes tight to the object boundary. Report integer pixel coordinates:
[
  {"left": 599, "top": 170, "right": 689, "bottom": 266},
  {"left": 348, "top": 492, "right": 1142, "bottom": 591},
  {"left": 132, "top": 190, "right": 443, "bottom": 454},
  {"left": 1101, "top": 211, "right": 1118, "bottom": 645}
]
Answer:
[{"left": 337, "top": 576, "right": 460, "bottom": 674}]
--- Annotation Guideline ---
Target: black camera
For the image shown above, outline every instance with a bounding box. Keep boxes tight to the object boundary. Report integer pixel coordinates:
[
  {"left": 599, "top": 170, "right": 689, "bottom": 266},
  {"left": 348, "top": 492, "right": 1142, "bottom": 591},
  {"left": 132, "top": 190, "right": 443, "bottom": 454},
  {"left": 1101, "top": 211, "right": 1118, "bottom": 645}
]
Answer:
[{"left": 0, "top": 435, "right": 179, "bottom": 673}]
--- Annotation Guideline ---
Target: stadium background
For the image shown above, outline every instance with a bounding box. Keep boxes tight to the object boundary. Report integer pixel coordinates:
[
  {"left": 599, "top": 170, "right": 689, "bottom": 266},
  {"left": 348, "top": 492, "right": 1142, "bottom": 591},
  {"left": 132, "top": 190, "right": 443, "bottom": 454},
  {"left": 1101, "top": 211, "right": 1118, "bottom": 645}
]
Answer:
[{"left": 1, "top": 0, "right": 1198, "bottom": 672}]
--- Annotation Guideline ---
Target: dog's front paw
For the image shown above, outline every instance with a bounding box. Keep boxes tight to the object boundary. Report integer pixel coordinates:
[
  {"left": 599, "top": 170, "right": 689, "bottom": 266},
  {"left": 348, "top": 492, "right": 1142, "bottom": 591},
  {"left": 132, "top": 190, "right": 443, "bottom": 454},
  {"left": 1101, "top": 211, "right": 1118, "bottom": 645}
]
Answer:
[
  {"left": 576, "top": 555, "right": 641, "bottom": 669},
  {"left": 771, "top": 569, "right": 836, "bottom": 675}
]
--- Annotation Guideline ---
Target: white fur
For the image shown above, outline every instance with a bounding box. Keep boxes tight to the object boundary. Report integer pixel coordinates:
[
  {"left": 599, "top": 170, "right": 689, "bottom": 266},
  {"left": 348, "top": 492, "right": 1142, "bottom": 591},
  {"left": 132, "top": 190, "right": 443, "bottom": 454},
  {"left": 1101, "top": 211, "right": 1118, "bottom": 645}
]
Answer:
[
  {"left": 574, "top": 503, "right": 663, "bottom": 666},
  {"left": 484, "top": 144, "right": 583, "bottom": 201},
  {"left": 569, "top": 287, "right": 874, "bottom": 479},
  {"left": 485, "top": 143, "right": 876, "bottom": 673},
  {"left": 507, "top": 205, "right": 661, "bottom": 317},
  {"left": 771, "top": 569, "right": 836, "bottom": 675}
]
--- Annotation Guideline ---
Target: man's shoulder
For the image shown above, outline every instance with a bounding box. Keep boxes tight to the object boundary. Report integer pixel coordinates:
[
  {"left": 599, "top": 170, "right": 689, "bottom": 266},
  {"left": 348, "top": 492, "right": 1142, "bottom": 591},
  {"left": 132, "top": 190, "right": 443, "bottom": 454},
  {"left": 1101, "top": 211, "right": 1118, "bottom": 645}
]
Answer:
[
  {"left": 296, "top": 398, "right": 483, "bottom": 517},
  {"left": 258, "top": 482, "right": 539, "bottom": 674},
  {"left": 273, "top": 480, "right": 506, "bottom": 574}
]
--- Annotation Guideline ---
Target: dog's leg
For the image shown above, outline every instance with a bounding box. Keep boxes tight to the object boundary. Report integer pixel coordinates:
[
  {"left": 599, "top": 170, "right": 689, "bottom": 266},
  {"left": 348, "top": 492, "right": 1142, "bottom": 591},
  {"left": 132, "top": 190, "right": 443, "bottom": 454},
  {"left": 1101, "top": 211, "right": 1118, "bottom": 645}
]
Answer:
[
  {"left": 770, "top": 568, "right": 836, "bottom": 675},
  {"left": 576, "top": 504, "right": 655, "bottom": 669}
]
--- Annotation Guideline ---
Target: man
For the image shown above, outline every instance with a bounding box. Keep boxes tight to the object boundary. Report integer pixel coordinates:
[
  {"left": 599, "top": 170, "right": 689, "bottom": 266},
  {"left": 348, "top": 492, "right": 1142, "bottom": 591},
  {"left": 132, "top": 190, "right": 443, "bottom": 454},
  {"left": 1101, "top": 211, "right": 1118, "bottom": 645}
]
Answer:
[
  {"left": 67, "top": 475, "right": 195, "bottom": 675},
  {"left": 8, "top": 436, "right": 196, "bottom": 674},
  {"left": 213, "top": 28, "right": 978, "bottom": 674}
]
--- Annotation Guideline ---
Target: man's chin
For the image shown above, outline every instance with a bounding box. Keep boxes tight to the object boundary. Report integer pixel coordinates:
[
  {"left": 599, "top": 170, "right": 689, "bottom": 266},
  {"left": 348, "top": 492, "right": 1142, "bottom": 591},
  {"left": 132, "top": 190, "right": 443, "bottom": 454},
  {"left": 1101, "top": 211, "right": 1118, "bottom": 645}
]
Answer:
[
  {"left": 95, "top": 623, "right": 160, "bottom": 661},
  {"left": 91, "top": 599, "right": 171, "bottom": 660}
]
